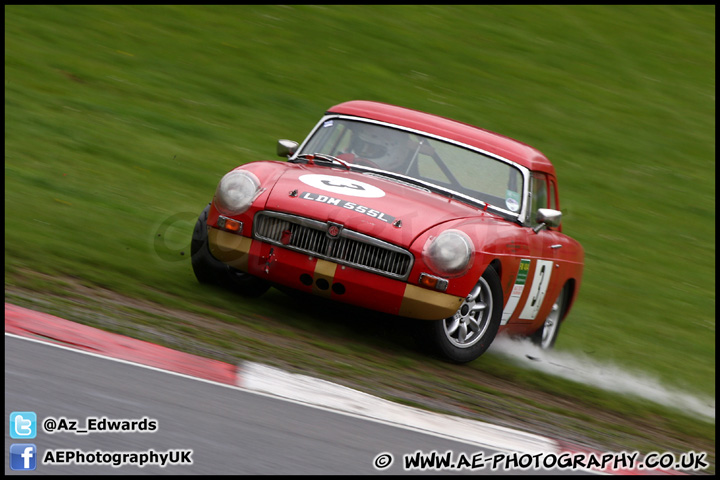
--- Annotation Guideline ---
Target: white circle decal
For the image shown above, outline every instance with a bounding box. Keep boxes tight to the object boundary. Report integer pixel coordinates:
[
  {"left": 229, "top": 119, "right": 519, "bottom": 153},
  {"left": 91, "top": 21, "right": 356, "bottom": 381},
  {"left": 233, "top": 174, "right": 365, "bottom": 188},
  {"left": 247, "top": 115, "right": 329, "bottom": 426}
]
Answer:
[
  {"left": 299, "top": 174, "right": 385, "bottom": 198},
  {"left": 505, "top": 197, "right": 520, "bottom": 212}
]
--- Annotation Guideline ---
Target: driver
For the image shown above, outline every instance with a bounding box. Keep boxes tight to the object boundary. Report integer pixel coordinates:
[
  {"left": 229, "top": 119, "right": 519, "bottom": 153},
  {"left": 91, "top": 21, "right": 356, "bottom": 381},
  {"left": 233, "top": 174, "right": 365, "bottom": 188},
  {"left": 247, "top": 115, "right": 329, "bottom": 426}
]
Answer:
[{"left": 347, "top": 123, "right": 411, "bottom": 173}]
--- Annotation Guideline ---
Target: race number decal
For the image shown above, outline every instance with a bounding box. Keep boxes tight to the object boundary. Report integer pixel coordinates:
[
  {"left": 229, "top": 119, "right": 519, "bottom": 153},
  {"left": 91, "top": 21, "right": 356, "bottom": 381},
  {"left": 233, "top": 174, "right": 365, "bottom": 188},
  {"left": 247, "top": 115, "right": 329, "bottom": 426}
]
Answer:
[
  {"left": 299, "top": 174, "right": 386, "bottom": 198},
  {"left": 501, "top": 258, "right": 531, "bottom": 325},
  {"left": 519, "top": 260, "right": 554, "bottom": 320}
]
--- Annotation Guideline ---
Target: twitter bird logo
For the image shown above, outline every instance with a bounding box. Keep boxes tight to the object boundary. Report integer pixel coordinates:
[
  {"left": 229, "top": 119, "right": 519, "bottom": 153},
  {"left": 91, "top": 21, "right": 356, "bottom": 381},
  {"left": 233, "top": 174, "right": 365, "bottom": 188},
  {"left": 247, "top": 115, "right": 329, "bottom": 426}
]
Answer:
[{"left": 10, "top": 412, "right": 37, "bottom": 439}]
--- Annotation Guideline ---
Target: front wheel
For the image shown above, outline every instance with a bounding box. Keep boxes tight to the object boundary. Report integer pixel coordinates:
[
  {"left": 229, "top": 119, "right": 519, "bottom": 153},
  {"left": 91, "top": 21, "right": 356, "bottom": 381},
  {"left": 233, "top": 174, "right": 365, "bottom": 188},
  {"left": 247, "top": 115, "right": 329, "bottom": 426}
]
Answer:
[
  {"left": 428, "top": 265, "right": 503, "bottom": 363},
  {"left": 191, "top": 204, "right": 270, "bottom": 297}
]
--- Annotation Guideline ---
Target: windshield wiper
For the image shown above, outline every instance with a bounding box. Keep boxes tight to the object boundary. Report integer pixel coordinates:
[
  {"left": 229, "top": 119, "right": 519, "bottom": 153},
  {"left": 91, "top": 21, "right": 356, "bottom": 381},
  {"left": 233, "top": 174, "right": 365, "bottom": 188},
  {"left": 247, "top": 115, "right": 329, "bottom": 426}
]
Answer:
[{"left": 293, "top": 153, "right": 351, "bottom": 170}]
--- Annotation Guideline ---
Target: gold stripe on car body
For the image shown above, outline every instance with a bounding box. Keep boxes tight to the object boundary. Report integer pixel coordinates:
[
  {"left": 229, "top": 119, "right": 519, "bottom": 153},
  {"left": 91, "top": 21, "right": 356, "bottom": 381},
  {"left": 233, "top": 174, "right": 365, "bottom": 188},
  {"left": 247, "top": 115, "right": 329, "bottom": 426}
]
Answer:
[
  {"left": 313, "top": 258, "right": 337, "bottom": 297},
  {"left": 399, "top": 284, "right": 464, "bottom": 320},
  {"left": 208, "top": 228, "right": 252, "bottom": 271}
]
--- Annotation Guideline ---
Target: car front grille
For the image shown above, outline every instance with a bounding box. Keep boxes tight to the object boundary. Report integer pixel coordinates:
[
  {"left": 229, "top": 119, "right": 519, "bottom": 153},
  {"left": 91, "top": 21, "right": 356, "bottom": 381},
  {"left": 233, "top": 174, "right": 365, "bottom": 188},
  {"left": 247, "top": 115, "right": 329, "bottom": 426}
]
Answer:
[{"left": 253, "top": 211, "right": 413, "bottom": 280}]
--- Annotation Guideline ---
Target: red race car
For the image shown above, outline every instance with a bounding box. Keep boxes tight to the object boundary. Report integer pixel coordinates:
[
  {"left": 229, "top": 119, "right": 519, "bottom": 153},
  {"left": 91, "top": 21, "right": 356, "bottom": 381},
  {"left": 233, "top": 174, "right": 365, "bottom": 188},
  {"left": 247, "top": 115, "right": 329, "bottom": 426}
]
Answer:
[{"left": 191, "top": 101, "right": 584, "bottom": 363}]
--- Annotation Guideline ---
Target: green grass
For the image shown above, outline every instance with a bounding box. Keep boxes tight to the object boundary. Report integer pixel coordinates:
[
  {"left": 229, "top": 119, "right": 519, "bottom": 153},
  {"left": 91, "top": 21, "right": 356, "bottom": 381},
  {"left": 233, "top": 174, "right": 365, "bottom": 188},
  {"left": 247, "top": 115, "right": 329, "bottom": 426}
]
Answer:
[{"left": 5, "top": 3, "right": 715, "bottom": 463}]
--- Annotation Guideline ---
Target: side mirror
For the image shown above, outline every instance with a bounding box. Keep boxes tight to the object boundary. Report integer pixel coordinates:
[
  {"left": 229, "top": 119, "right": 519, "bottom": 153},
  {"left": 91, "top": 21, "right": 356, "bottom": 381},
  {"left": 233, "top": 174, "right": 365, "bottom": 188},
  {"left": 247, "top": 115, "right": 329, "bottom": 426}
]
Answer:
[
  {"left": 277, "top": 139, "right": 298, "bottom": 158},
  {"left": 533, "top": 208, "right": 562, "bottom": 233}
]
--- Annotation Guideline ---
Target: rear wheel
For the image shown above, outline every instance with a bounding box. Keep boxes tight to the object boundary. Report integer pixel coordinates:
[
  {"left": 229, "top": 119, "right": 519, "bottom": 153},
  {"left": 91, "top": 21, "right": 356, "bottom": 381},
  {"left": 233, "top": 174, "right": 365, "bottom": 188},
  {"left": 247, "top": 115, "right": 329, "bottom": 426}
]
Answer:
[
  {"left": 531, "top": 284, "right": 567, "bottom": 349},
  {"left": 429, "top": 265, "right": 503, "bottom": 363},
  {"left": 191, "top": 204, "right": 270, "bottom": 297}
]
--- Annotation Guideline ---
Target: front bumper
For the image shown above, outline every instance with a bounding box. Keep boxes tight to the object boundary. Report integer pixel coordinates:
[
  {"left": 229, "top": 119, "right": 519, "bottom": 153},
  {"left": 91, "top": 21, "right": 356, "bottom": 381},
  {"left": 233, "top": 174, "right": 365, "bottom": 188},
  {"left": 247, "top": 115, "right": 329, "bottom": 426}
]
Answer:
[{"left": 208, "top": 227, "right": 463, "bottom": 320}]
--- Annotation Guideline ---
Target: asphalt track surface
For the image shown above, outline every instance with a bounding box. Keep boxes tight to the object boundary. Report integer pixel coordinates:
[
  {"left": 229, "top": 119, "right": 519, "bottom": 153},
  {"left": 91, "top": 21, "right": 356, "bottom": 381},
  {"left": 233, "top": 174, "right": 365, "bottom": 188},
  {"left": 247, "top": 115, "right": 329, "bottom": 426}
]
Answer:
[
  {"left": 8, "top": 334, "right": 505, "bottom": 475},
  {"left": 5, "top": 303, "right": 676, "bottom": 475}
]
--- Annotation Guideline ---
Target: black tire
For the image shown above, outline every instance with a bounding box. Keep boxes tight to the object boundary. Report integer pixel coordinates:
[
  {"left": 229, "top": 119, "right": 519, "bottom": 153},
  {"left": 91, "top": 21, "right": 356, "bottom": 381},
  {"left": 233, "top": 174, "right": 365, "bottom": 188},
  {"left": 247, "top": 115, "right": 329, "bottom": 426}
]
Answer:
[
  {"left": 530, "top": 284, "right": 567, "bottom": 349},
  {"left": 429, "top": 265, "right": 503, "bottom": 363},
  {"left": 191, "top": 204, "right": 270, "bottom": 297}
]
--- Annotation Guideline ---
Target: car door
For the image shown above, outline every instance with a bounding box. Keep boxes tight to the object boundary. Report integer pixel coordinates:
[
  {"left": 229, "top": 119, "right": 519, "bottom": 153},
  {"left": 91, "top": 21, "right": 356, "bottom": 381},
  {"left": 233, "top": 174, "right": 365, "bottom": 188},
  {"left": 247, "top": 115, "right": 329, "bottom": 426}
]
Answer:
[{"left": 516, "top": 172, "right": 562, "bottom": 322}]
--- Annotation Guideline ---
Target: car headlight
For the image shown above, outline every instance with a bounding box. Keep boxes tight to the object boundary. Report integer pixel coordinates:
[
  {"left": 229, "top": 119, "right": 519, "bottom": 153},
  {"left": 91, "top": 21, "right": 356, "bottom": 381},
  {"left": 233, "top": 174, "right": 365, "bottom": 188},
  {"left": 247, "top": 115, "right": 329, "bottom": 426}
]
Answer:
[
  {"left": 422, "top": 229, "right": 474, "bottom": 277},
  {"left": 214, "top": 170, "right": 262, "bottom": 215}
]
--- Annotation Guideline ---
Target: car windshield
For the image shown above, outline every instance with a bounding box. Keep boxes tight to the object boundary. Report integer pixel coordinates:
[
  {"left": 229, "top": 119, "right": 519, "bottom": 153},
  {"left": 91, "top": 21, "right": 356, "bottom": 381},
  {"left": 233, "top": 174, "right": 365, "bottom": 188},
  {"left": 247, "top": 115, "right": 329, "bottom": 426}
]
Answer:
[{"left": 297, "top": 118, "right": 525, "bottom": 216}]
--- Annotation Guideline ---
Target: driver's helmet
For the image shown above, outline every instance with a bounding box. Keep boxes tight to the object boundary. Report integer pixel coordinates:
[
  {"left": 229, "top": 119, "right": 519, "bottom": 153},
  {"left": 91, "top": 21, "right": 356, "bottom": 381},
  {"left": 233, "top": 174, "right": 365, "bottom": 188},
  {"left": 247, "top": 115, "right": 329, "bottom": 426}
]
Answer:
[{"left": 351, "top": 123, "right": 409, "bottom": 171}]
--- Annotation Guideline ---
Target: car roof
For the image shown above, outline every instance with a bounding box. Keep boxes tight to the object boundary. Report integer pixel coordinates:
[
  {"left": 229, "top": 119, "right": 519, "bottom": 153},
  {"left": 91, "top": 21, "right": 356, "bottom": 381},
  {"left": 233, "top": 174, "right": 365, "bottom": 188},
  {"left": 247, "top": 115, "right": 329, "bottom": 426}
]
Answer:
[{"left": 327, "top": 100, "right": 555, "bottom": 175}]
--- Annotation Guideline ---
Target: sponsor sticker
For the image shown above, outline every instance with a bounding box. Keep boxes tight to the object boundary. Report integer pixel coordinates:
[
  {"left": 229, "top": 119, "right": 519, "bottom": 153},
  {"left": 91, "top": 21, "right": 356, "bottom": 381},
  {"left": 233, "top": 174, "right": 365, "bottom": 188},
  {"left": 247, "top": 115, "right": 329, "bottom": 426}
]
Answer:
[{"left": 501, "top": 258, "right": 531, "bottom": 324}]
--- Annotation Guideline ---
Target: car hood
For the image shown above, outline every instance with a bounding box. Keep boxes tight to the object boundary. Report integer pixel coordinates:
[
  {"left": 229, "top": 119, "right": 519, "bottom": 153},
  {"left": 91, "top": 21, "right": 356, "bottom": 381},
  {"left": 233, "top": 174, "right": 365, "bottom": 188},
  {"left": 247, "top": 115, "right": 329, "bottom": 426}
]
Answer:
[{"left": 261, "top": 165, "right": 494, "bottom": 246}]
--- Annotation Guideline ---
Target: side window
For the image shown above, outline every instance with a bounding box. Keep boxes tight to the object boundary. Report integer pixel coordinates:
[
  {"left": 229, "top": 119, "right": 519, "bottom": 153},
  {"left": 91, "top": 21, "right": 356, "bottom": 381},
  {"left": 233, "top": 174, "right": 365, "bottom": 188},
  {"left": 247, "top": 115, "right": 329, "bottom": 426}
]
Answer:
[
  {"left": 548, "top": 179, "right": 557, "bottom": 210},
  {"left": 548, "top": 178, "right": 561, "bottom": 231},
  {"left": 530, "top": 173, "right": 548, "bottom": 227}
]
